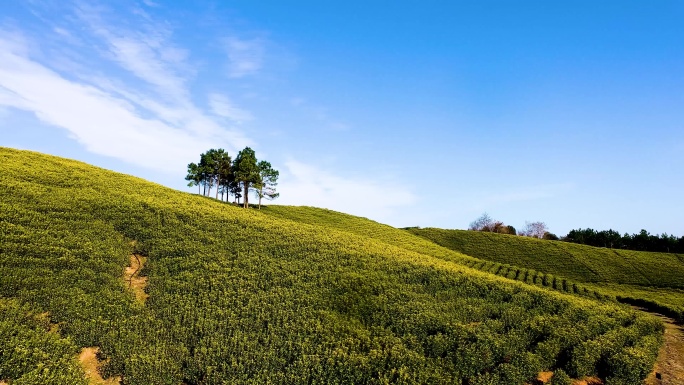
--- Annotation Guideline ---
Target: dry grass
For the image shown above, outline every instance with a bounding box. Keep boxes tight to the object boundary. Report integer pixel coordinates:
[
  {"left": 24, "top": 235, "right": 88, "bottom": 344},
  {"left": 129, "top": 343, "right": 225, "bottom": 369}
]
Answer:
[
  {"left": 572, "top": 377, "right": 603, "bottom": 385},
  {"left": 78, "top": 347, "right": 120, "bottom": 385},
  {"left": 124, "top": 254, "right": 148, "bottom": 303},
  {"left": 537, "top": 371, "right": 554, "bottom": 383}
]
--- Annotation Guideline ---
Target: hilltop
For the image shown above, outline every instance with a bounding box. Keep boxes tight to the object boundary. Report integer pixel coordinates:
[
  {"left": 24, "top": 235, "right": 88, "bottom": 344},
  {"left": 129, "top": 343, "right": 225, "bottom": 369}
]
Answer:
[{"left": 0, "top": 147, "right": 667, "bottom": 384}]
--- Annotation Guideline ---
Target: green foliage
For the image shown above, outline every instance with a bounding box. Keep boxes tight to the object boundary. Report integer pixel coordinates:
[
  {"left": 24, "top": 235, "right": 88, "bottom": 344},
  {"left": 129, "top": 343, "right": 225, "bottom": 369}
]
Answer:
[
  {"left": 0, "top": 147, "right": 665, "bottom": 384},
  {"left": 565, "top": 228, "right": 684, "bottom": 253},
  {"left": 0, "top": 299, "right": 87, "bottom": 384},
  {"left": 543, "top": 232, "right": 560, "bottom": 241},
  {"left": 550, "top": 369, "right": 572, "bottom": 385},
  {"left": 255, "top": 160, "right": 279, "bottom": 208},
  {"left": 407, "top": 227, "right": 684, "bottom": 320},
  {"left": 407, "top": 228, "right": 684, "bottom": 289},
  {"left": 233, "top": 147, "right": 260, "bottom": 207}
]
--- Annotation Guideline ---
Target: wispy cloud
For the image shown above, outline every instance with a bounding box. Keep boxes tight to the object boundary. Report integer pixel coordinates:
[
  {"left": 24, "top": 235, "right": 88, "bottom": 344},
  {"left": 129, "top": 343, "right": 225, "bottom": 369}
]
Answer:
[
  {"left": 209, "top": 94, "right": 253, "bottom": 124},
  {"left": 225, "top": 37, "right": 265, "bottom": 78},
  {"left": 0, "top": 36, "right": 237, "bottom": 173},
  {"left": 277, "top": 160, "right": 416, "bottom": 222},
  {"left": 74, "top": 3, "right": 191, "bottom": 102},
  {"left": 0, "top": 3, "right": 253, "bottom": 174},
  {"left": 0, "top": 2, "right": 400, "bottom": 221}
]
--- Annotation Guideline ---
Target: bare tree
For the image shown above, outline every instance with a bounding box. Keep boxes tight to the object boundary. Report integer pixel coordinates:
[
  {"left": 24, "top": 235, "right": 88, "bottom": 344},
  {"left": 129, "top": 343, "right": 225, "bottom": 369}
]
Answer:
[
  {"left": 469, "top": 213, "right": 494, "bottom": 231},
  {"left": 520, "top": 221, "right": 548, "bottom": 239}
]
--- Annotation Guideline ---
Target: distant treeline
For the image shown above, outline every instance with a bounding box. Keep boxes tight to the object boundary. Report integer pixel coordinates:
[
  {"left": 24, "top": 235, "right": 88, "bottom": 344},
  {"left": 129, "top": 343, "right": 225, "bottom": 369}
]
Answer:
[
  {"left": 562, "top": 228, "right": 684, "bottom": 253},
  {"left": 467, "top": 213, "right": 683, "bottom": 253}
]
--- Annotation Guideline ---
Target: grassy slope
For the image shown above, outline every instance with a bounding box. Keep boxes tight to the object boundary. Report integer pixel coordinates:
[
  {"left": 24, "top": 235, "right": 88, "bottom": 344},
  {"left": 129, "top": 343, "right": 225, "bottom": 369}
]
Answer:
[
  {"left": 263, "top": 206, "right": 617, "bottom": 302},
  {"left": 407, "top": 227, "right": 684, "bottom": 320},
  {"left": 0, "top": 148, "right": 663, "bottom": 384}
]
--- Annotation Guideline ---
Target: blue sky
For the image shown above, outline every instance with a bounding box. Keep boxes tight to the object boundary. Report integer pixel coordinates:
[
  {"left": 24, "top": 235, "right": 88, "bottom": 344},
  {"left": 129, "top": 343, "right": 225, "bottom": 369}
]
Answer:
[{"left": 1, "top": 1, "right": 683, "bottom": 236}]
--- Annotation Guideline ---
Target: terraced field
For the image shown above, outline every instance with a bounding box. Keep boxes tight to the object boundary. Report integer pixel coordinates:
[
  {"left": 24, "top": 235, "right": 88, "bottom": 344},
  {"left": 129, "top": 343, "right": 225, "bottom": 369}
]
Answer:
[
  {"left": 0, "top": 148, "right": 666, "bottom": 384},
  {"left": 407, "top": 227, "right": 684, "bottom": 321}
]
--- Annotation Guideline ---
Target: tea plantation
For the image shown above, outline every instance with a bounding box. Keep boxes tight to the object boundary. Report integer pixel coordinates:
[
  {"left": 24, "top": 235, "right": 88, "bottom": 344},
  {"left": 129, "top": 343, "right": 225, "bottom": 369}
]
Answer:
[
  {"left": 407, "top": 227, "right": 684, "bottom": 321},
  {"left": 0, "top": 148, "right": 665, "bottom": 384}
]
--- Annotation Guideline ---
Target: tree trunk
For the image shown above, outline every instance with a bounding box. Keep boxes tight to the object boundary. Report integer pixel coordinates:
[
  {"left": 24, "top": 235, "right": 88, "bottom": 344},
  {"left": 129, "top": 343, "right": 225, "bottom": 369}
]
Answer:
[
  {"left": 215, "top": 176, "right": 220, "bottom": 200},
  {"left": 258, "top": 187, "right": 262, "bottom": 209},
  {"left": 243, "top": 182, "right": 249, "bottom": 208},
  {"left": 198, "top": 184, "right": 200, "bottom": 195}
]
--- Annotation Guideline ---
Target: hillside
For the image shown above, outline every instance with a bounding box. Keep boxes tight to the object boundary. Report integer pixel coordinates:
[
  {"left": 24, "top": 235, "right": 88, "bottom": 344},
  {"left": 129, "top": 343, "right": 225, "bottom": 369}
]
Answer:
[
  {"left": 0, "top": 147, "right": 664, "bottom": 385},
  {"left": 407, "top": 227, "right": 684, "bottom": 321}
]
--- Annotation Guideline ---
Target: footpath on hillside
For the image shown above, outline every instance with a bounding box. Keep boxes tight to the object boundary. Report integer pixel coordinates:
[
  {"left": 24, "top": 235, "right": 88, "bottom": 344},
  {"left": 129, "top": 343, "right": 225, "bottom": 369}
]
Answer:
[
  {"left": 78, "top": 347, "right": 120, "bottom": 385},
  {"left": 124, "top": 254, "right": 148, "bottom": 303},
  {"left": 75, "top": 254, "right": 148, "bottom": 385},
  {"left": 640, "top": 309, "right": 684, "bottom": 385}
]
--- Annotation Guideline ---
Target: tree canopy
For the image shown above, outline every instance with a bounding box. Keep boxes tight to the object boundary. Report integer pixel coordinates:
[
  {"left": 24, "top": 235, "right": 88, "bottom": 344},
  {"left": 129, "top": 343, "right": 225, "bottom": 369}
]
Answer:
[
  {"left": 563, "top": 228, "right": 684, "bottom": 253},
  {"left": 468, "top": 213, "right": 516, "bottom": 235},
  {"left": 186, "top": 147, "right": 279, "bottom": 208}
]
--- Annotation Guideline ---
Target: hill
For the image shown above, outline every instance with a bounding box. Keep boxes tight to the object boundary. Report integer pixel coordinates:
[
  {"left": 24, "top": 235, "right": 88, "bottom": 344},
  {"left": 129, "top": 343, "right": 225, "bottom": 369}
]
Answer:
[
  {"left": 0, "top": 147, "right": 663, "bottom": 384},
  {"left": 407, "top": 227, "right": 684, "bottom": 321}
]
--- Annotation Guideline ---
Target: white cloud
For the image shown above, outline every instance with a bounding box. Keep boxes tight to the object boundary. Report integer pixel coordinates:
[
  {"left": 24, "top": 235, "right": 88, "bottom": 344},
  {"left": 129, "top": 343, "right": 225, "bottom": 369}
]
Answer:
[
  {"left": 276, "top": 160, "right": 416, "bottom": 223},
  {"left": 74, "top": 5, "right": 192, "bottom": 103},
  {"left": 106, "top": 36, "right": 188, "bottom": 99},
  {"left": 1, "top": 3, "right": 404, "bottom": 227},
  {"left": 53, "top": 27, "right": 72, "bottom": 38},
  {"left": 0, "top": 29, "right": 250, "bottom": 174},
  {"left": 225, "top": 37, "right": 264, "bottom": 78},
  {"left": 209, "top": 94, "right": 253, "bottom": 123}
]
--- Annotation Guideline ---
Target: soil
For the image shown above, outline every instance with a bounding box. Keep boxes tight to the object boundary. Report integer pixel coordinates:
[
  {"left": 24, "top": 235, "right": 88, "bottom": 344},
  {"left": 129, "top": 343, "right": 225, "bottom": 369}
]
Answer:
[
  {"left": 573, "top": 377, "right": 602, "bottom": 385},
  {"left": 124, "top": 254, "right": 148, "bottom": 303},
  {"left": 531, "top": 373, "right": 602, "bottom": 385},
  {"left": 78, "top": 347, "right": 120, "bottom": 385},
  {"left": 537, "top": 371, "right": 554, "bottom": 383}
]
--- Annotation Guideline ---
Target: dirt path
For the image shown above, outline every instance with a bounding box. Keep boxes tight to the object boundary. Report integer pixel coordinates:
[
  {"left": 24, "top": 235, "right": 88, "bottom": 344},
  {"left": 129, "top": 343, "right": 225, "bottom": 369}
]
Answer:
[
  {"left": 78, "top": 347, "right": 121, "bottom": 385},
  {"left": 641, "top": 310, "right": 684, "bottom": 385},
  {"left": 124, "top": 254, "right": 148, "bottom": 303}
]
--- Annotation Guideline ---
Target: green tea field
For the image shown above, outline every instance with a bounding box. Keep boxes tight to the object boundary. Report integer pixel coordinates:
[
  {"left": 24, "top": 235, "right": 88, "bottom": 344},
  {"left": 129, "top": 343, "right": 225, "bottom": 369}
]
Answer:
[
  {"left": 0, "top": 148, "right": 671, "bottom": 385},
  {"left": 406, "top": 228, "right": 684, "bottom": 322}
]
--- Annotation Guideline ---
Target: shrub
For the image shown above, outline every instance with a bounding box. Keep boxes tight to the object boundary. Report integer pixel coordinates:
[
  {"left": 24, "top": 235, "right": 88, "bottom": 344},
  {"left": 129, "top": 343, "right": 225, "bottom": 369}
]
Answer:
[{"left": 550, "top": 369, "right": 572, "bottom": 385}]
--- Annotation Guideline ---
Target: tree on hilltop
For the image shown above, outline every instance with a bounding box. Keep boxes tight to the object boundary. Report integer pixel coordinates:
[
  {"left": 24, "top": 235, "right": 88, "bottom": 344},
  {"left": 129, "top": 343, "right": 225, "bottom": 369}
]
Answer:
[
  {"left": 186, "top": 149, "right": 233, "bottom": 198},
  {"left": 211, "top": 149, "right": 232, "bottom": 200},
  {"left": 520, "top": 221, "right": 548, "bottom": 239},
  {"left": 185, "top": 162, "right": 202, "bottom": 194},
  {"left": 255, "top": 160, "right": 280, "bottom": 209},
  {"left": 186, "top": 147, "right": 279, "bottom": 207},
  {"left": 469, "top": 213, "right": 516, "bottom": 234},
  {"left": 469, "top": 213, "right": 494, "bottom": 231},
  {"left": 542, "top": 232, "right": 559, "bottom": 240},
  {"left": 233, "top": 147, "right": 261, "bottom": 208}
]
